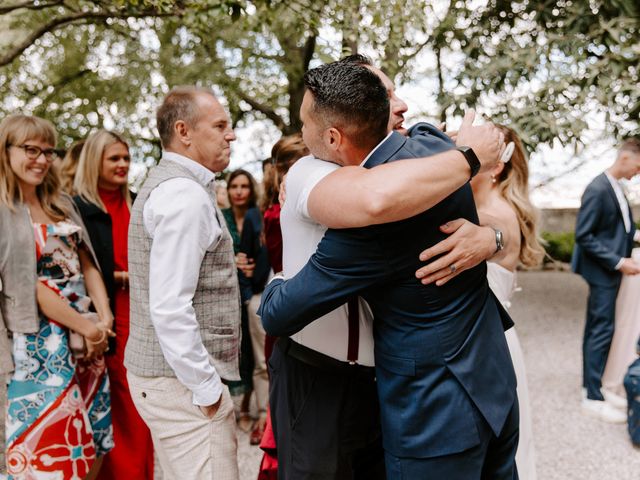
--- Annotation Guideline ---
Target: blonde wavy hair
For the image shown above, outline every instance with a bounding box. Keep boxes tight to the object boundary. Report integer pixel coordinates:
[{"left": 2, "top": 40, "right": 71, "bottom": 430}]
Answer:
[
  {"left": 74, "top": 129, "right": 131, "bottom": 212},
  {"left": 495, "top": 125, "right": 545, "bottom": 267},
  {"left": 0, "top": 114, "right": 68, "bottom": 221}
]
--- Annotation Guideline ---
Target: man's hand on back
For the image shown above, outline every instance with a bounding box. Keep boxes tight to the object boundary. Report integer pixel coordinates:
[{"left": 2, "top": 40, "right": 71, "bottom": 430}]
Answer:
[
  {"left": 454, "top": 110, "right": 505, "bottom": 174},
  {"left": 415, "top": 219, "right": 495, "bottom": 286}
]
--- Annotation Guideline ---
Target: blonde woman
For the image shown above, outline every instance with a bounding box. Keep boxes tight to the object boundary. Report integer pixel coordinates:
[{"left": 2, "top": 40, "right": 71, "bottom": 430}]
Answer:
[
  {"left": 0, "top": 114, "right": 113, "bottom": 479},
  {"left": 470, "top": 124, "right": 545, "bottom": 480},
  {"left": 73, "top": 130, "right": 154, "bottom": 479}
]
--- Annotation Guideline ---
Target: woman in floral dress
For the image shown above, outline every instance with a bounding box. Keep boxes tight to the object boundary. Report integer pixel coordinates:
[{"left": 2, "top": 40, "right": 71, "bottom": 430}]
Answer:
[{"left": 0, "top": 114, "right": 114, "bottom": 479}]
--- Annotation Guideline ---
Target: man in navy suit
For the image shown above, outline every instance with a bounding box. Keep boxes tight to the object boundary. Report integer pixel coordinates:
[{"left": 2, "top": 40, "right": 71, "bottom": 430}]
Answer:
[
  {"left": 572, "top": 138, "right": 640, "bottom": 422},
  {"left": 259, "top": 61, "right": 519, "bottom": 478}
]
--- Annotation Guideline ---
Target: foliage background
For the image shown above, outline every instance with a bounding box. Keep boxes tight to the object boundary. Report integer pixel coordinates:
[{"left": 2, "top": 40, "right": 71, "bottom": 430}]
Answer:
[{"left": 0, "top": 0, "right": 638, "bottom": 178}]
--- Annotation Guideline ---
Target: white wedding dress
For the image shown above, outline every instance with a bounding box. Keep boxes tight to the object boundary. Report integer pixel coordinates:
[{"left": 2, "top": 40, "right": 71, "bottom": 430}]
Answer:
[{"left": 487, "top": 262, "right": 537, "bottom": 480}]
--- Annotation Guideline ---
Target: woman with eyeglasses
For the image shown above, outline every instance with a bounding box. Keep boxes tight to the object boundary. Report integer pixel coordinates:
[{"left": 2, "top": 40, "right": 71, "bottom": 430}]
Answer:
[
  {"left": 73, "top": 130, "right": 154, "bottom": 479},
  {"left": 0, "top": 114, "right": 114, "bottom": 479}
]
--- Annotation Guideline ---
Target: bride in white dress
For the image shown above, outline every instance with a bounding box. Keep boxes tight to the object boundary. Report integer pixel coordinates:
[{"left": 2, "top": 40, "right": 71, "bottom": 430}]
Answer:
[{"left": 470, "top": 125, "right": 545, "bottom": 480}]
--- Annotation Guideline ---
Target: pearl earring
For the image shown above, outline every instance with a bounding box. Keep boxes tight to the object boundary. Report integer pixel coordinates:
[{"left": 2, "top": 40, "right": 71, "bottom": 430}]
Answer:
[{"left": 491, "top": 175, "right": 497, "bottom": 184}]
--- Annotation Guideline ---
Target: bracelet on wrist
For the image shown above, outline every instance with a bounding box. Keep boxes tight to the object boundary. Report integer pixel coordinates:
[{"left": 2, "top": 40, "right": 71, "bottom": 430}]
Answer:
[{"left": 87, "top": 329, "right": 107, "bottom": 345}]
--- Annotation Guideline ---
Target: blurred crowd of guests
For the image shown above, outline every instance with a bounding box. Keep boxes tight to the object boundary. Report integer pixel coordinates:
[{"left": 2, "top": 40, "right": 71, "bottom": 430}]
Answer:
[
  {"left": 0, "top": 64, "right": 637, "bottom": 479},
  {"left": 0, "top": 109, "right": 309, "bottom": 479}
]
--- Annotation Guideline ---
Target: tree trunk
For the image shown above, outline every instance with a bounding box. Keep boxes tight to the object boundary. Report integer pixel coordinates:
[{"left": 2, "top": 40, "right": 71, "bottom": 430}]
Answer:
[
  {"left": 435, "top": 46, "right": 446, "bottom": 124},
  {"left": 341, "top": 1, "right": 360, "bottom": 56},
  {"left": 284, "top": 33, "right": 317, "bottom": 135}
]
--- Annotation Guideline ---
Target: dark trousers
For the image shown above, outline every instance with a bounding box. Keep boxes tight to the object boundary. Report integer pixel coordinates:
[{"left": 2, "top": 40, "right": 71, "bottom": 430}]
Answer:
[
  {"left": 384, "top": 399, "right": 520, "bottom": 480},
  {"left": 228, "top": 304, "right": 255, "bottom": 395},
  {"left": 583, "top": 280, "right": 621, "bottom": 400},
  {"left": 268, "top": 339, "right": 386, "bottom": 480}
]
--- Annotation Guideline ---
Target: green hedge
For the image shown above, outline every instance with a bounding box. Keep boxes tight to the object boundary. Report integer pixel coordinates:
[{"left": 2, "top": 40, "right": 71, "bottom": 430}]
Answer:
[
  {"left": 541, "top": 231, "right": 575, "bottom": 263},
  {"left": 541, "top": 221, "right": 640, "bottom": 263}
]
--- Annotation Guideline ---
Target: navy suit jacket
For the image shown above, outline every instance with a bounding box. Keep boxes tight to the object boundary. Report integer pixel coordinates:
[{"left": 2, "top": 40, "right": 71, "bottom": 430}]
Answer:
[
  {"left": 239, "top": 206, "right": 270, "bottom": 298},
  {"left": 259, "top": 123, "right": 517, "bottom": 459},
  {"left": 571, "top": 173, "right": 635, "bottom": 287}
]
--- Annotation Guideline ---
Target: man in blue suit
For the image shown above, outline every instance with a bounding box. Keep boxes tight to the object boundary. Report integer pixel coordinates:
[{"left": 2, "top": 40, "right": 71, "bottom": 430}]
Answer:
[
  {"left": 572, "top": 138, "right": 640, "bottom": 422},
  {"left": 259, "top": 61, "right": 519, "bottom": 478}
]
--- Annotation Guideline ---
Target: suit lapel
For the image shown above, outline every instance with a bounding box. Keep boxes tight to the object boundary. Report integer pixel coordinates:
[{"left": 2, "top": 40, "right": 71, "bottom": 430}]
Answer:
[{"left": 363, "top": 132, "right": 406, "bottom": 169}]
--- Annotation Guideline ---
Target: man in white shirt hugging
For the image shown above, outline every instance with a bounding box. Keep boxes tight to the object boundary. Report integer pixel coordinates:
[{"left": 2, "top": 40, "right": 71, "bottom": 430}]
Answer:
[
  {"left": 125, "top": 86, "right": 241, "bottom": 480},
  {"left": 266, "top": 55, "right": 508, "bottom": 479}
]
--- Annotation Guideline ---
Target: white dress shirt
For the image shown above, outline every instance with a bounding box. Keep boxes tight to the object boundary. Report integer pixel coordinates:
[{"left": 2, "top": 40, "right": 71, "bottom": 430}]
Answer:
[
  {"left": 605, "top": 171, "right": 640, "bottom": 270},
  {"left": 281, "top": 155, "right": 375, "bottom": 366},
  {"left": 605, "top": 171, "right": 632, "bottom": 233},
  {"left": 143, "top": 151, "right": 223, "bottom": 406}
]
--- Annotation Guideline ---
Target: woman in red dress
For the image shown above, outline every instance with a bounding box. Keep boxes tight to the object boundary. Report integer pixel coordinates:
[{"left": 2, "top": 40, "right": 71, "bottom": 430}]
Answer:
[{"left": 73, "top": 130, "right": 155, "bottom": 479}]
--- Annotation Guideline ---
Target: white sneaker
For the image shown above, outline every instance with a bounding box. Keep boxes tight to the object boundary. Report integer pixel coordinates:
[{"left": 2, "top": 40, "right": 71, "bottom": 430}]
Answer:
[
  {"left": 582, "top": 398, "right": 627, "bottom": 424},
  {"left": 602, "top": 389, "right": 628, "bottom": 410}
]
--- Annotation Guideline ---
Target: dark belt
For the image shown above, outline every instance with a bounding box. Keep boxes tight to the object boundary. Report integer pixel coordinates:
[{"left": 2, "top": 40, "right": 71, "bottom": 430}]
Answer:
[{"left": 277, "top": 337, "right": 375, "bottom": 378}]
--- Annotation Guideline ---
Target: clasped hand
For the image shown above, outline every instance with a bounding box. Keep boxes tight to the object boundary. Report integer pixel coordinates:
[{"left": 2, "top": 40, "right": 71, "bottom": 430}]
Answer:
[
  {"left": 415, "top": 219, "right": 496, "bottom": 286},
  {"left": 619, "top": 258, "right": 640, "bottom": 276},
  {"left": 235, "top": 252, "right": 255, "bottom": 278},
  {"left": 83, "top": 313, "right": 116, "bottom": 360}
]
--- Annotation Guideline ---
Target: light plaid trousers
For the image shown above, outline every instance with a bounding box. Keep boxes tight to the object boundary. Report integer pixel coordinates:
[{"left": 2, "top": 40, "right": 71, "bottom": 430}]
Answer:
[{"left": 127, "top": 373, "right": 239, "bottom": 480}]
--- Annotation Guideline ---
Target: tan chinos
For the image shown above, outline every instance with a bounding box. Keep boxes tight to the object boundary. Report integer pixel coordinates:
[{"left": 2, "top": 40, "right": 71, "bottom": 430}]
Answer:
[{"left": 128, "top": 373, "right": 239, "bottom": 480}]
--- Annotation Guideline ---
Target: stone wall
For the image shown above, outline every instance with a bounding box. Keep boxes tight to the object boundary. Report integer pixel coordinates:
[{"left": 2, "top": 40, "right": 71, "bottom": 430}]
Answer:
[{"left": 539, "top": 205, "right": 640, "bottom": 233}]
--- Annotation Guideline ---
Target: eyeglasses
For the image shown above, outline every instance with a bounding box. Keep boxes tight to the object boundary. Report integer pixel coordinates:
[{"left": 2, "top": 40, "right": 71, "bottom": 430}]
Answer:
[{"left": 9, "top": 144, "right": 59, "bottom": 162}]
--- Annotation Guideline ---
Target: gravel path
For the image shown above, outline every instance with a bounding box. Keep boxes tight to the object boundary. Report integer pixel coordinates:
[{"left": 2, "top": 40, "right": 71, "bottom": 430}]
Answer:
[
  {"left": 235, "top": 270, "right": 640, "bottom": 479},
  {"left": 511, "top": 270, "right": 640, "bottom": 479}
]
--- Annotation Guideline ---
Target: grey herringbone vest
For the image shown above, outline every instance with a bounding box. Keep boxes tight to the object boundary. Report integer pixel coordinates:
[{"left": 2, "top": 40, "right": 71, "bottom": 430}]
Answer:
[{"left": 124, "top": 159, "right": 241, "bottom": 380}]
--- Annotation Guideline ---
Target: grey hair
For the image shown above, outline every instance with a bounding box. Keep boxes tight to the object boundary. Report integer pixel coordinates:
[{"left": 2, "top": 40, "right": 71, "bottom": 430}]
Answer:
[{"left": 156, "top": 86, "right": 216, "bottom": 147}]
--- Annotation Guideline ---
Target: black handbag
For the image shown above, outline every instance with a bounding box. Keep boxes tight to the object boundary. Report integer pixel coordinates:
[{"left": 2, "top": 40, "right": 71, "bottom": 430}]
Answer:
[{"left": 623, "top": 340, "right": 640, "bottom": 446}]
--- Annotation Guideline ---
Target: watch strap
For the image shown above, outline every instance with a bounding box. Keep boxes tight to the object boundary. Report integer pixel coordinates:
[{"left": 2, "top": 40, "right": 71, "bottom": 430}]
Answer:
[{"left": 456, "top": 146, "right": 481, "bottom": 179}]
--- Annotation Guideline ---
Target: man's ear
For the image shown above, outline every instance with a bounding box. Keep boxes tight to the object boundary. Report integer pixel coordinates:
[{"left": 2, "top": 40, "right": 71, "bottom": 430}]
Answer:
[
  {"left": 174, "top": 120, "right": 191, "bottom": 147},
  {"left": 325, "top": 127, "right": 342, "bottom": 152}
]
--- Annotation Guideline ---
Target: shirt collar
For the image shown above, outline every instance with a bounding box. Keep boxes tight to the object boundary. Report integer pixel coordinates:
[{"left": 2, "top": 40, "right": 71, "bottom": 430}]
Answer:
[
  {"left": 360, "top": 131, "right": 393, "bottom": 167},
  {"left": 162, "top": 151, "right": 216, "bottom": 187},
  {"left": 605, "top": 170, "right": 626, "bottom": 194}
]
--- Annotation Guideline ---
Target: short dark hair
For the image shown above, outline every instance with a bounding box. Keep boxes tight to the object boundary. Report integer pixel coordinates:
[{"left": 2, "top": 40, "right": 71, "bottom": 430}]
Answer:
[
  {"left": 338, "top": 53, "right": 373, "bottom": 67},
  {"left": 303, "top": 62, "right": 389, "bottom": 150}
]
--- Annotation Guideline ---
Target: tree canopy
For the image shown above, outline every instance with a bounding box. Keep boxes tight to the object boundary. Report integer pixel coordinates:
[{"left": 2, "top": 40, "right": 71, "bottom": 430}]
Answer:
[{"left": 1, "top": 0, "right": 638, "bottom": 166}]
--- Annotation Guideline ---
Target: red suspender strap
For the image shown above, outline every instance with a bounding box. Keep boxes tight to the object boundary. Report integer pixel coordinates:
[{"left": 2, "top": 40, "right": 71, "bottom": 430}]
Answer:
[{"left": 347, "top": 297, "right": 360, "bottom": 364}]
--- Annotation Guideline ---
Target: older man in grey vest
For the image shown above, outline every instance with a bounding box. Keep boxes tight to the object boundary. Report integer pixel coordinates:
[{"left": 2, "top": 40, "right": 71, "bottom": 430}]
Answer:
[{"left": 125, "top": 86, "right": 241, "bottom": 479}]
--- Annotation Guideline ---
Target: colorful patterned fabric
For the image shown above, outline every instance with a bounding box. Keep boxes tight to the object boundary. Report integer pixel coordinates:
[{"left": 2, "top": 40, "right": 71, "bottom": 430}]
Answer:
[{"left": 5, "top": 220, "right": 113, "bottom": 479}]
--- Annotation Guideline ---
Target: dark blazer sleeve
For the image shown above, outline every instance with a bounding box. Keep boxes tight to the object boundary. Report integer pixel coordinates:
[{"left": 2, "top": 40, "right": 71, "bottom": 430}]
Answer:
[
  {"left": 240, "top": 207, "right": 270, "bottom": 293},
  {"left": 258, "top": 228, "right": 385, "bottom": 337},
  {"left": 574, "top": 183, "right": 622, "bottom": 271}
]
